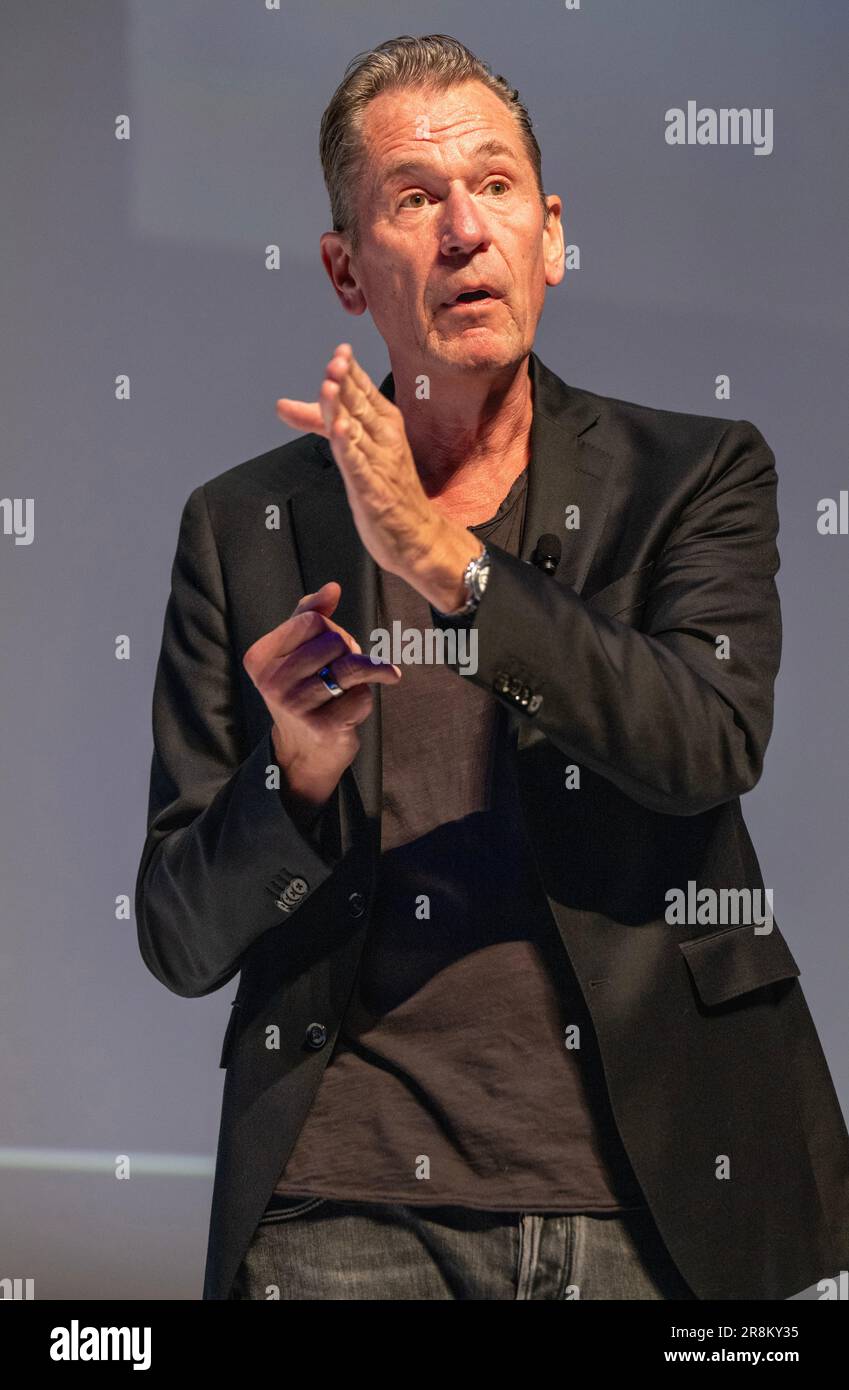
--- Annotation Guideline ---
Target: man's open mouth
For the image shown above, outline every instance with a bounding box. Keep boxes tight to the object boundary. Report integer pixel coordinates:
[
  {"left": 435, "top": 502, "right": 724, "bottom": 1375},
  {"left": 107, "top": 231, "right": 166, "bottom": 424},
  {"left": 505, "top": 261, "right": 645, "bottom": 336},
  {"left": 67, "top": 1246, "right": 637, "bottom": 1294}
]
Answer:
[{"left": 444, "top": 287, "right": 500, "bottom": 307}]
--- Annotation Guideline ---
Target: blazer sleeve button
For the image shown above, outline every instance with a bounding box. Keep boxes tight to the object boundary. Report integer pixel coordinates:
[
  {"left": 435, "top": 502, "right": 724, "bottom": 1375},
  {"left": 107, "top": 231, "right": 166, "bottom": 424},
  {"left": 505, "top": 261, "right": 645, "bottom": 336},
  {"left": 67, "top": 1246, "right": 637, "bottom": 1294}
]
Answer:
[
  {"left": 304, "top": 1022, "right": 327, "bottom": 1050},
  {"left": 348, "top": 890, "right": 366, "bottom": 917}
]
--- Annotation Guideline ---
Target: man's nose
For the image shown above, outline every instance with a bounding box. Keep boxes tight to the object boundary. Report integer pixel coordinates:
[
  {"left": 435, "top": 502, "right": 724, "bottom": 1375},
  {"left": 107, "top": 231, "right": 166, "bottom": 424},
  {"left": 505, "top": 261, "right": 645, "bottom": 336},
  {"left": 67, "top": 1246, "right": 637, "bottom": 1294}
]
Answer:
[{"left": 438, "top": 187, "right": 490, "bottom": 256}]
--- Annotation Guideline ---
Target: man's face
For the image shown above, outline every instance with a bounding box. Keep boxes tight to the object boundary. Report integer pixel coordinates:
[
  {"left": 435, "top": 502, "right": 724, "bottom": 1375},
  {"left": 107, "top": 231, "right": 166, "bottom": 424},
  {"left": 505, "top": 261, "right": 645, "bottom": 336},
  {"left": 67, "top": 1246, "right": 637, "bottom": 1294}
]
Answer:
[{"left": 326, "top": 80, "right": 564, "bottom": 375}]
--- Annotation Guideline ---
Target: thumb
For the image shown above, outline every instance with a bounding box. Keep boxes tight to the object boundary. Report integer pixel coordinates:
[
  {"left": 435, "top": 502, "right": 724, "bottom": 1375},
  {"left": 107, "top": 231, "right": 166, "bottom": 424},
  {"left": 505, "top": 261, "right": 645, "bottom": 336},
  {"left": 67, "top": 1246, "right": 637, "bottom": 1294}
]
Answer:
[
  {"left": 294, "top": 582, "right": 362, "bottom": 655},
  {"left": 294, "top": 580, "right": 341, "bottom": 617}
]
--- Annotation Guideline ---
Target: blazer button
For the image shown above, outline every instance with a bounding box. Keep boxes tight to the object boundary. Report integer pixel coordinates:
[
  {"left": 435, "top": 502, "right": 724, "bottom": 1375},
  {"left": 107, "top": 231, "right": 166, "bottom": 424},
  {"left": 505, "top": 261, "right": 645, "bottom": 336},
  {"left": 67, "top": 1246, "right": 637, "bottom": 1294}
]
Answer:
[
  {"left": 348, "top": 890, "right": 366, "bottom": 917},
  {"left": 304, "top": 1022, "right": 327, "bottom": 1050}
]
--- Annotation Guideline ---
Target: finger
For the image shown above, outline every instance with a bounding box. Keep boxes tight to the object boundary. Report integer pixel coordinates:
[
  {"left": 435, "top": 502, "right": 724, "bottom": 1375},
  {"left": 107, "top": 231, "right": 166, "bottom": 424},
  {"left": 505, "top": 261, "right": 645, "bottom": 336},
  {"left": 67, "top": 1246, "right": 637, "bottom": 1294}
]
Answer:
[
  {"left": 243, "top": 610, "right": 329, "bottom": 689},
  {"left": 344, "top": 351, "right": 391, "bottom": 414},
  {"left": 325, "top": 347, "right": 380, "bottom": 411},
  {"left": 321, "top": 384, "right": 372, "bottom": 475},
  {"left": 328, "top": 404, "right": 369, "bottom": 472},
  {"left": 312, "top": 684, "right": 376, "bottom": 733},
  {"left": 242, "top": 584, "right": 357, "bottom": 685},
  {"left": 296, "top": 650, "right": 402, "bottom": 711},
  {"left": 318, "top": 377, "right": 343, "bottom": 434},
  {"left": 328, "top": 352, "right": 395, "bottom": 446},
  {"left": 292, "top": 580, "right": 341, "bottom": 618},
  {"left": 292, "top": 582, "right": 361, "bottom": 652},
  {"left": 276, "top": 398, "right": 326, "bottom": 434},
  {"left": 256, "top": 621, "right": 359, "bottom": 699},
  {"left": 295, "top": 609, "right": 363, "bottom": 663},
  {"left": 270, "top": 625, "right": 353, "bottom": 698}
]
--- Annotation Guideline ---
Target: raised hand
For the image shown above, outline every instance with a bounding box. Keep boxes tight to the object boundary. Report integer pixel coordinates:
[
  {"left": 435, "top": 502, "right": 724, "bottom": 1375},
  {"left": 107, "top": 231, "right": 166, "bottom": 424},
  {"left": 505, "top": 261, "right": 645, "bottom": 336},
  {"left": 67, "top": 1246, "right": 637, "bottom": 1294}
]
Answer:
[{"left": 276, "top": 345, "right": 438, "bottom": 579}]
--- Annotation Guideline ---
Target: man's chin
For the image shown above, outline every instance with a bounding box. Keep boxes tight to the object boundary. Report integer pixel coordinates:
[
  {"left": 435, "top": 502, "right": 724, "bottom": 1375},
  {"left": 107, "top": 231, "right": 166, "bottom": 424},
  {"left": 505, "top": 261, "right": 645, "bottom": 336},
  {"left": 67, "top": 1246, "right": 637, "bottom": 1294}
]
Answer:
[{"left": 428, "top": 331, "right": 523, "bottom": 374}]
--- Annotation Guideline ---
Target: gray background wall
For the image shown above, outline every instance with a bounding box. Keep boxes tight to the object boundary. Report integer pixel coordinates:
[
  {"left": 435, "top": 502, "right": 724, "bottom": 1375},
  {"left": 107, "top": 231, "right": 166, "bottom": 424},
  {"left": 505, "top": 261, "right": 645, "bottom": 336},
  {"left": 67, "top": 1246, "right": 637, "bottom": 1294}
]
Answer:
[{"left": 1, "top": 0, "right": 846, "bottom": 1299}]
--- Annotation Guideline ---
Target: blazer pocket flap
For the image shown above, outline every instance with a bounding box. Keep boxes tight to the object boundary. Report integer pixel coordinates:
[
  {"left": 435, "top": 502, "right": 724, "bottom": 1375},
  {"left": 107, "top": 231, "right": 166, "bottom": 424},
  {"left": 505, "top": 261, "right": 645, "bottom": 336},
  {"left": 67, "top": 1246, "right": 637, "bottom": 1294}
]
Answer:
[
  {"left": 678, "top": 923, "right": 800, "bottom": 1007},
  {"left": 218, "top": 1000, "right": 242, "bottom": 1069},
  {"left": 585, "top": 562, "right": 655, "bottom": 617}
]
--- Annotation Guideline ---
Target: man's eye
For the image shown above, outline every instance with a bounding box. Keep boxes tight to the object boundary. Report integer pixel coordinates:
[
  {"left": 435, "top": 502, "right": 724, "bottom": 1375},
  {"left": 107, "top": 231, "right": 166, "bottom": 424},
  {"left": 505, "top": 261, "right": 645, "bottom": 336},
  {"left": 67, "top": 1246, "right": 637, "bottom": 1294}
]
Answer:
[
  {"left": 400, "top": 192, "right": 428, "bottom": 209},
  {"left": 485, "top": 181, "right": 509, "bottom": 195}
]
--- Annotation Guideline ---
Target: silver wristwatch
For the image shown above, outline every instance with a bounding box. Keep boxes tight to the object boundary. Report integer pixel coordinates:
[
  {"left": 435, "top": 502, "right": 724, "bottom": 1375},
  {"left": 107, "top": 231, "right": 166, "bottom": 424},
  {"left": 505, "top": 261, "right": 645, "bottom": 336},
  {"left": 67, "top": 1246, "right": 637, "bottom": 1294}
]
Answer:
[{"left": 434, "top": 545, "right": 491, "bottom": 618}]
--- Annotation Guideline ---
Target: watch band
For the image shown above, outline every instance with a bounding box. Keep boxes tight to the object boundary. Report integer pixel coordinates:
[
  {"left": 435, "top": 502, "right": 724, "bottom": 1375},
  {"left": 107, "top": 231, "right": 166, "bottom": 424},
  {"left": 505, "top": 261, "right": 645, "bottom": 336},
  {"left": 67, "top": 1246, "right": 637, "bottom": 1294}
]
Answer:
[{"left": 433, "top": 545, "right": 491, "bottom": 618}]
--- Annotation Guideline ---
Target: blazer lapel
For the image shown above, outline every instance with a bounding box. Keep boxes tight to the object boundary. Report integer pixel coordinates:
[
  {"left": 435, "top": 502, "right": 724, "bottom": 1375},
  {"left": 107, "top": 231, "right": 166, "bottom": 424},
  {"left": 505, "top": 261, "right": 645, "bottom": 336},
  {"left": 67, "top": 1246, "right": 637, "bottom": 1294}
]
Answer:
[
  {"left": 520, "top": 352, "right": 612, "bottom": 585},
  {"left": 516, "top": 354, "right": 616, "bottom": 752},
  {"left": 288, "top": 351, "right": 617, "bottom": 824}
]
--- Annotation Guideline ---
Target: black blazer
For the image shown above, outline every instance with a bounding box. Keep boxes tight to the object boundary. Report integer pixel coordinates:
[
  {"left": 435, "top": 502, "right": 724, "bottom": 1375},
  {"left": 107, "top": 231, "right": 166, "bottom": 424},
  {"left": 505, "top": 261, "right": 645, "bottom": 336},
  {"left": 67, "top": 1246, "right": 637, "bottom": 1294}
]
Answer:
[{"left": 135, "top": 350, "right": 849, "bottom": 1300}]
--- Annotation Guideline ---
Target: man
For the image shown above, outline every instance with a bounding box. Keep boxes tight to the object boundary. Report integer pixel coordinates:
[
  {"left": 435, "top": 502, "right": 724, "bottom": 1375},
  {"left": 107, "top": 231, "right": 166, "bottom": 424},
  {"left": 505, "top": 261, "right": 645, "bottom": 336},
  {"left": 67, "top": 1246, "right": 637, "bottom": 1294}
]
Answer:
[{"left": 135, "top": 34, "right": 849, "bottom": 1300}]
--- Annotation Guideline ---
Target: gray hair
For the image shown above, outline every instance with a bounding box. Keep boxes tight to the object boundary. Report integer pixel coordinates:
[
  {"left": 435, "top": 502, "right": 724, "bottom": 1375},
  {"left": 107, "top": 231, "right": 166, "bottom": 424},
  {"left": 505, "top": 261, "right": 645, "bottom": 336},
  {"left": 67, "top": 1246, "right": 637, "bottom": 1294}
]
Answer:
[{"left": 319, "top": 34, "right": 549, "bottom": 252}]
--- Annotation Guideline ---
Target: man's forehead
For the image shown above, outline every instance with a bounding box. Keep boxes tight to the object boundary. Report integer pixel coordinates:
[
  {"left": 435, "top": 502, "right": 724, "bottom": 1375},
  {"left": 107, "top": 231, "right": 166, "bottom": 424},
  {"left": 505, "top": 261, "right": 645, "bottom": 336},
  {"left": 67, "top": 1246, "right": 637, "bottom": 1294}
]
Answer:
[{"left": 360, "top": 81, "right": 521, "bottom": 170}]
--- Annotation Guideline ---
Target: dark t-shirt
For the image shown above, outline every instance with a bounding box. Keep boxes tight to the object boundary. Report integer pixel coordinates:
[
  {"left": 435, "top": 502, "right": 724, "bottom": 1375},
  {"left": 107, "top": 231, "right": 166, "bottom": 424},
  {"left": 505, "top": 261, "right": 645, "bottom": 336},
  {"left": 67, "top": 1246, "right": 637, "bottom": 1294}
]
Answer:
[{"left": 273, "top": 464, "right": 645, "bottom": 1211}]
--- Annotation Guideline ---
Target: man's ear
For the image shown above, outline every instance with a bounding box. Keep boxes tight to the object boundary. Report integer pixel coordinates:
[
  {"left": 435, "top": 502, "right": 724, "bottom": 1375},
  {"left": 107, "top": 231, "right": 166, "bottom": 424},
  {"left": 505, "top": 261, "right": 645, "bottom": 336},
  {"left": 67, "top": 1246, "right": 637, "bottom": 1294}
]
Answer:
[
  {"left": 542, "top": 194, "right": 565, "bottom": 289},
  {"left": 320, "top": 232, "right": 368, "bottom": 315}
]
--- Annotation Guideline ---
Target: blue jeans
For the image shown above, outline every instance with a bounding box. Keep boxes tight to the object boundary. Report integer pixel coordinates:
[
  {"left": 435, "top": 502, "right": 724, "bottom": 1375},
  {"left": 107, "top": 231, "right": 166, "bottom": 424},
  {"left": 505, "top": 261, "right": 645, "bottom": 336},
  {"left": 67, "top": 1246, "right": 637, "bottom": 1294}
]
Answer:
[{"left": 229, "top": 1196, "right": 697, "bottom": 1300}]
